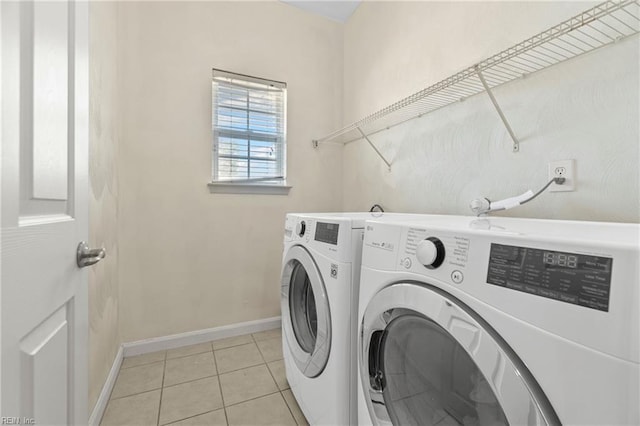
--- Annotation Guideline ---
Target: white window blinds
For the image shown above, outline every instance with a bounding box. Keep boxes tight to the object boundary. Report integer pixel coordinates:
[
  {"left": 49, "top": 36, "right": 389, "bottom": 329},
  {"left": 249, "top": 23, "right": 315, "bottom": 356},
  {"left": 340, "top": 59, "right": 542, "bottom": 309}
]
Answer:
[{"left": 212, "top": 69, "right": 287, "bottom": 184}]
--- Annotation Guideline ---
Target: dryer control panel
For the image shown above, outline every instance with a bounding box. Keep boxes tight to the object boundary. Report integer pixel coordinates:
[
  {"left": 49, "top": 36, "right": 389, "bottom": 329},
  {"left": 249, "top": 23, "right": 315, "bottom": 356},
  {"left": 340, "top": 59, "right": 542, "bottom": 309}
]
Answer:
[
  {"left": 487, "top": 243, "right": 613, "bottom": 311},
  {"left": 364, "top": 221, "right": 471, "bottom": 286},
  {"left": 401, "top": 227, "right": 470, "bottom": 285}
]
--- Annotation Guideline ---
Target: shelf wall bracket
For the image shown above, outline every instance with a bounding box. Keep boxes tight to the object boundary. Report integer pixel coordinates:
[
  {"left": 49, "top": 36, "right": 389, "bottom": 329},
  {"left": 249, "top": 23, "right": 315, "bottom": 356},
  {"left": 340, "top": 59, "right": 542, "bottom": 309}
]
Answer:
[
  {"left": 475, "top": 65, "right": 520, "bottom": 153},
  {"left": 357, "top": 127, "right": 392, "bottom": 171}
]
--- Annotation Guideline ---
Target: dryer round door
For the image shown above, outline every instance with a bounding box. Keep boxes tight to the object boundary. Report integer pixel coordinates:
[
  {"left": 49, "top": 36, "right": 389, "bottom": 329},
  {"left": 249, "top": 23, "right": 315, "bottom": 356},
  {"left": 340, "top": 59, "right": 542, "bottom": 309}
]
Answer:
[
  {"left": 360, "top": 282, "right": 560, "bottom": 426},
  {"left": 281, "top": 245, "right": 331, "bottom": 378}
]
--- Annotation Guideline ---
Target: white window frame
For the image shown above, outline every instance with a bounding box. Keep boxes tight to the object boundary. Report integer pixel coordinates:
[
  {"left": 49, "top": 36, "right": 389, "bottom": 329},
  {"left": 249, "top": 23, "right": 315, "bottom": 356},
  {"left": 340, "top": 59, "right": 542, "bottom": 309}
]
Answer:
[{"left": 209, "top": 69, "right": 291, "bottom": 195}]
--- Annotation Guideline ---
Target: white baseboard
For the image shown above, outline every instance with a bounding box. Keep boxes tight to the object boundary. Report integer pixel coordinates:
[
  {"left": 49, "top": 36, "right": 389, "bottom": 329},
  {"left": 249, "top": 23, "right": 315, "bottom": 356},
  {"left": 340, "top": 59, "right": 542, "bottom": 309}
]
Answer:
[
  {"left": 88, "top": 316, "right": 281, "bottom": 425},
  {"left": 122, "top": 316, "right": 281, "bottom": 357},
  {"left": 89, "top": 345, "right": 123, "bottom": 426}
]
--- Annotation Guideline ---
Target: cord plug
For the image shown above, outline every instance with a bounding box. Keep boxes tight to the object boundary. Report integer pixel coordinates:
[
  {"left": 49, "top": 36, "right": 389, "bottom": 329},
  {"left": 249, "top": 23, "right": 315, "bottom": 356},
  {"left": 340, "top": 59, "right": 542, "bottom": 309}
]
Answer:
[{"left": 554, "top": 177, "right": 566, "bottom": 185}]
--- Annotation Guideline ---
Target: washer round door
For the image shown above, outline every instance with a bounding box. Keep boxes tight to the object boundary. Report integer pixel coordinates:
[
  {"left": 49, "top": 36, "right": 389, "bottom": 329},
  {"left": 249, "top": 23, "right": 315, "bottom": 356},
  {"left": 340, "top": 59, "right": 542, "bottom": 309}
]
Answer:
[
  {"left": 360, "top": 282, "right": 560, "bottom": 426},
  {"left": 281, "top": 245, "right": 331, "bottom": 378}
]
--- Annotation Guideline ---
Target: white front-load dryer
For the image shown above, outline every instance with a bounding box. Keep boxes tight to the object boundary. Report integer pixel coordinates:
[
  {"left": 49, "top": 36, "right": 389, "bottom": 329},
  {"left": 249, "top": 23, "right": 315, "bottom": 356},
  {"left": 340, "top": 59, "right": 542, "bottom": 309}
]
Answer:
[
  {"left": 281, "top": 212, "right": 443, "bottom": 425},
  {"left": 358, "top": 216, "right": 639, "bottom": 426}
]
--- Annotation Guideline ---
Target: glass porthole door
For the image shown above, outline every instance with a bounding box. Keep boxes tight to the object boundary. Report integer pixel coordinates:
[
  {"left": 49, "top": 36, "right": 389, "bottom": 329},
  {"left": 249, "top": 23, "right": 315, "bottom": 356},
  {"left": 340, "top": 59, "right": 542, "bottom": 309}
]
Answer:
[
  {"left": 360, "top": 282, "right": 560, "bottom": 426},
  {"left": 281, "top": 245, "right": 331, "bottom": 378}
]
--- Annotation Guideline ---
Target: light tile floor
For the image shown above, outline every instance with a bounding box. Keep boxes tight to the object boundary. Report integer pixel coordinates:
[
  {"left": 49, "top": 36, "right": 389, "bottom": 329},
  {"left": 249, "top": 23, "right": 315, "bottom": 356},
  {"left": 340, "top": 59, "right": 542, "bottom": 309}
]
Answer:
[{"left": 101, "top": 329, "right": 309, "bottom": 426}]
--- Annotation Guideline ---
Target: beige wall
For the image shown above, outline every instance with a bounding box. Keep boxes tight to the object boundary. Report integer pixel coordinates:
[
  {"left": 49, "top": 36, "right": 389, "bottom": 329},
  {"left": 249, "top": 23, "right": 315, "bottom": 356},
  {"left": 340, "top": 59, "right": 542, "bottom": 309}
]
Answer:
[
  {"left": 88, "top": 1, "right": 120, "bottom": 412},
  {"left": 342, "top": 1, "right": 639, "bottom": 222},
  {"left": 117, "top": 1, "right": 344, "bottom": 342}
]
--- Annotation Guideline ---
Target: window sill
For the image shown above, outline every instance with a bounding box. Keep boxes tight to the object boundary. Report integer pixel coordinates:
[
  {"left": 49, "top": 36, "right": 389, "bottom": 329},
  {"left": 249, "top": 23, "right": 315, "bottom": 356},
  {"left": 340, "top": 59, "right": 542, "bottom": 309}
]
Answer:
[{"left": 207, "top": 182, "right": 292, "bottom": 195}]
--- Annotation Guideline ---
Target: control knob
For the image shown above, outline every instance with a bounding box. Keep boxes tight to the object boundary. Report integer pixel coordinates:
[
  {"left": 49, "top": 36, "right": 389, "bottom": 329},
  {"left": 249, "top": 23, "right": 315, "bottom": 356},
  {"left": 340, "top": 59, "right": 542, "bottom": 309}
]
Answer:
[
  {"left": 296, "top": 221, "right": 306, "bottom": 237},
  {"left": 416, "top": 237, "right": 445, "bottom": 269}
]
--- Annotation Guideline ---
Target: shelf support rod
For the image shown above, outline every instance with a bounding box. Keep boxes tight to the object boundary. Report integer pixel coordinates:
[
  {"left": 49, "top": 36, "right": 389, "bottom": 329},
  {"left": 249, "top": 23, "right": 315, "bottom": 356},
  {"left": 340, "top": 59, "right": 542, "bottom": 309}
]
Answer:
[
  {"left": 357, "top": 127, "right": 392, "bottom": 171},
  {"left": 475, "top": 65, "right": 520, "bottom": 153}
]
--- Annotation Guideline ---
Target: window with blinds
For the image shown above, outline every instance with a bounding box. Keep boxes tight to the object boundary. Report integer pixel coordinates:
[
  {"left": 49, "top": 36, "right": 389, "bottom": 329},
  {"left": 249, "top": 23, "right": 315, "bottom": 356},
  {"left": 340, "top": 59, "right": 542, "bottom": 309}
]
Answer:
[{"left": 212, "top": 69, "right": 287, "bottom": 185}]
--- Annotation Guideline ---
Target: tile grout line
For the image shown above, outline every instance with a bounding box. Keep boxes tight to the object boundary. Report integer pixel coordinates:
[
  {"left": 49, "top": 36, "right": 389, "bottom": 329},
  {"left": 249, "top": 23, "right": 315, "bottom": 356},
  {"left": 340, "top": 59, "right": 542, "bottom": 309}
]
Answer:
[
  {"left": 218, "top": 360, "right": 265, "bottom": 376},
  {"left": 162, "top": 348, "right": 217, "bottom": 388},
  {"left": 216, "top": 341, "right": 259, "bottom": 354},
  {"left": 254, "top": 333, "right": 287, "bottom": 401},
  {"left": 212, "top": 342, "right": 230, "bottom": 426},
  {"left": 258, "top": 354, "right": 298, "bottom": 425},
  {"left": 163, "top": 372, "right": 219, "bottom": 391},
  {"left": 159, "top": 348, "right": 222, "bottom": 426},
  {"left": 216, "top": 334, "right": 280, "bottom": 409},
  {"left": 219, "top": 359, "right": 275, "bottom": 409},
  {"left": 156, "top": 351, "right": 168, "bottom": 426},
  {"left": 255, "top": 336, "right": 267, "bottom": 364},
  {"left": 121, "top": 358, "right": 166, "bottom": 370},
  {"left": 165, "top": 348, "right": 213, "bottom": 362},
  {"left": 162, "top": 409, "right": 220, "bottom": 426},
  {"left": 153, "top": 390, "right": 296, "bottom": 426},
  {"left": 254, "top": 336, "right": 278, "bottom": 365},
  {"left": 223, "top": 389, "right": 282, "bottom": 409},
  {"left": 250, "top": 335, "right": 285, "bottom": 409},
  {"left": 254, "top": 335, "right": 284, "bottom": 364},
  {"left": 107, "top": 360, "right": 166, "bottom": 401},
  {"left": 280, "top": 390, "right": 300, "bottom": 426},
  {"left": 109, "top": 386, "right": 163, "bottom": 402},
  {"left": 212, "top": 335, "right": 255, "bottom": 351},
  {"left": 263, "top": 357, "right": 282, "bottom": 392},
  {"left": 215, "top": 339, "right": 270, "bottom": 375}
]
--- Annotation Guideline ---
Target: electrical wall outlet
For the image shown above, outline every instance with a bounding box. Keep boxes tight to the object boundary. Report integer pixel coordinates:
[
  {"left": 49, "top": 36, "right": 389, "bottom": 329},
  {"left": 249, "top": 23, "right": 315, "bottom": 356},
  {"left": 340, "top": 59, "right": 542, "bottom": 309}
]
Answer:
[{"left": 548, "top": 159, "right": 575, "bottom": 192}]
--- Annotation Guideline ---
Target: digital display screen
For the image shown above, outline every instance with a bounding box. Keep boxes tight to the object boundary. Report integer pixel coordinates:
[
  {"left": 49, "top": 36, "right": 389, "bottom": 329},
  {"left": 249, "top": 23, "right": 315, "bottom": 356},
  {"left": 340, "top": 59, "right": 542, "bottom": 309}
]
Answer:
[
  {"left": 543, "top": 252, "right": 578, "bottom": 268},
  {"left": 315, "top": 222, "right": 339, "bottom": 245},
  {"left": 487, "top": 244, "right": 613, "bottom": 311}
]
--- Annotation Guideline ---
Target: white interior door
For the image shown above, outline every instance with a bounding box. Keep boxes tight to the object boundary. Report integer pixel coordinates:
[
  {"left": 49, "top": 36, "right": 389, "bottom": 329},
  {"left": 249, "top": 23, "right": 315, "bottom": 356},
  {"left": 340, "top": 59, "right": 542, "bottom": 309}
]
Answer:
[{"left": 1, "top": 1, "right": 90, "bottom": 423}]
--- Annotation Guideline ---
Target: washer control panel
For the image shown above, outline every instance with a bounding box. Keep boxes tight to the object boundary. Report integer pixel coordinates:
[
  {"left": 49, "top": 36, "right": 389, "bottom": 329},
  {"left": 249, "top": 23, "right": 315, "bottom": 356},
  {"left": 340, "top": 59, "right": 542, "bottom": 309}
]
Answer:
[
  {"left": 314, "top": 222, "right": 340, "bottom": 245},
  {"left": 285, "top": 214, "right": 354, "bottom": 262},
  {"left": 402, "top": 227, "right": 470, "bottom": 284}
]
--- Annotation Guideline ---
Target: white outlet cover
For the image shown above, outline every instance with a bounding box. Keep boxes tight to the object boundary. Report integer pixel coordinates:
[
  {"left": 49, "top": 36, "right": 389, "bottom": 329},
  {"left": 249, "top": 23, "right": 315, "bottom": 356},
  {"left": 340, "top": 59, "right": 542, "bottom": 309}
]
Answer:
[{"left": 549, "top": 159, "right": 575, "bottom": 192}]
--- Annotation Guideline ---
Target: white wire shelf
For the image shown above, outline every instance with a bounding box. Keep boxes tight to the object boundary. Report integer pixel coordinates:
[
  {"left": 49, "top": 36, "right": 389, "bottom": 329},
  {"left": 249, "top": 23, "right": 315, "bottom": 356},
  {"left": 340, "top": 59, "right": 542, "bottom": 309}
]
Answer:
[{"left": 313, "top": 0, "right": 640, "bottom": 157}]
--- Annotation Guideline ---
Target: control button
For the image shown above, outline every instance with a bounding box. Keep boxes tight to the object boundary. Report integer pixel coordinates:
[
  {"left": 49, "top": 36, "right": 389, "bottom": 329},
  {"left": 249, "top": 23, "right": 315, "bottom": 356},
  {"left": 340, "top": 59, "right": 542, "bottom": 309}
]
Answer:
[
  {"left": 416, "top": 237, "right": 445, "bottom": 269},
  {"left": 296, "top": 221, "right": 306, "bottom": 237},
  {"left": 451, "top": 270, "right": 464, "bottom": 284},
  {"left": 402, "top": 257, "right": 412, "bottom": 269}
]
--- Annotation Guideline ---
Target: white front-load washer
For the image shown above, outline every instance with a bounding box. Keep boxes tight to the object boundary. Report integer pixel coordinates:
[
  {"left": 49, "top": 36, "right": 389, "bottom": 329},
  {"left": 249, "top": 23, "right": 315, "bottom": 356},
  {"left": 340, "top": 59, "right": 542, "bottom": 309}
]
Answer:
[
  {"left": 281, "top": 212, "right": 442, "bottom": 425},
  {"left": 358, "top": 216, "right": 639, "bottom": 426}
]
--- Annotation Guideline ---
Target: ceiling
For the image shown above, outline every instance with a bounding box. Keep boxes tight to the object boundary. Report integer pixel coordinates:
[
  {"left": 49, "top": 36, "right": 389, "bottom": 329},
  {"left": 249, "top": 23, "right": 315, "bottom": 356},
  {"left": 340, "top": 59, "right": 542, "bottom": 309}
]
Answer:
[{"left": 281, "top": 1, "right": 362, "bottom": 23}]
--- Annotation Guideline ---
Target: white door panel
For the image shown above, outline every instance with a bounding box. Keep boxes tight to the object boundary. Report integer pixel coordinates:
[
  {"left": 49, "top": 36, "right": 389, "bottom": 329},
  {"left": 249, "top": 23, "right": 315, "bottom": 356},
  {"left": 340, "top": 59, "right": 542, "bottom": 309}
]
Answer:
[
  {"left": 20, "top": 306, "right": 69, "bottom": 423},
  {"left": 2, "top": 1, "right": 89, "bottom": 423},
  {"left": 32, "top": 1, "right": 69, "bottom": 201}
]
